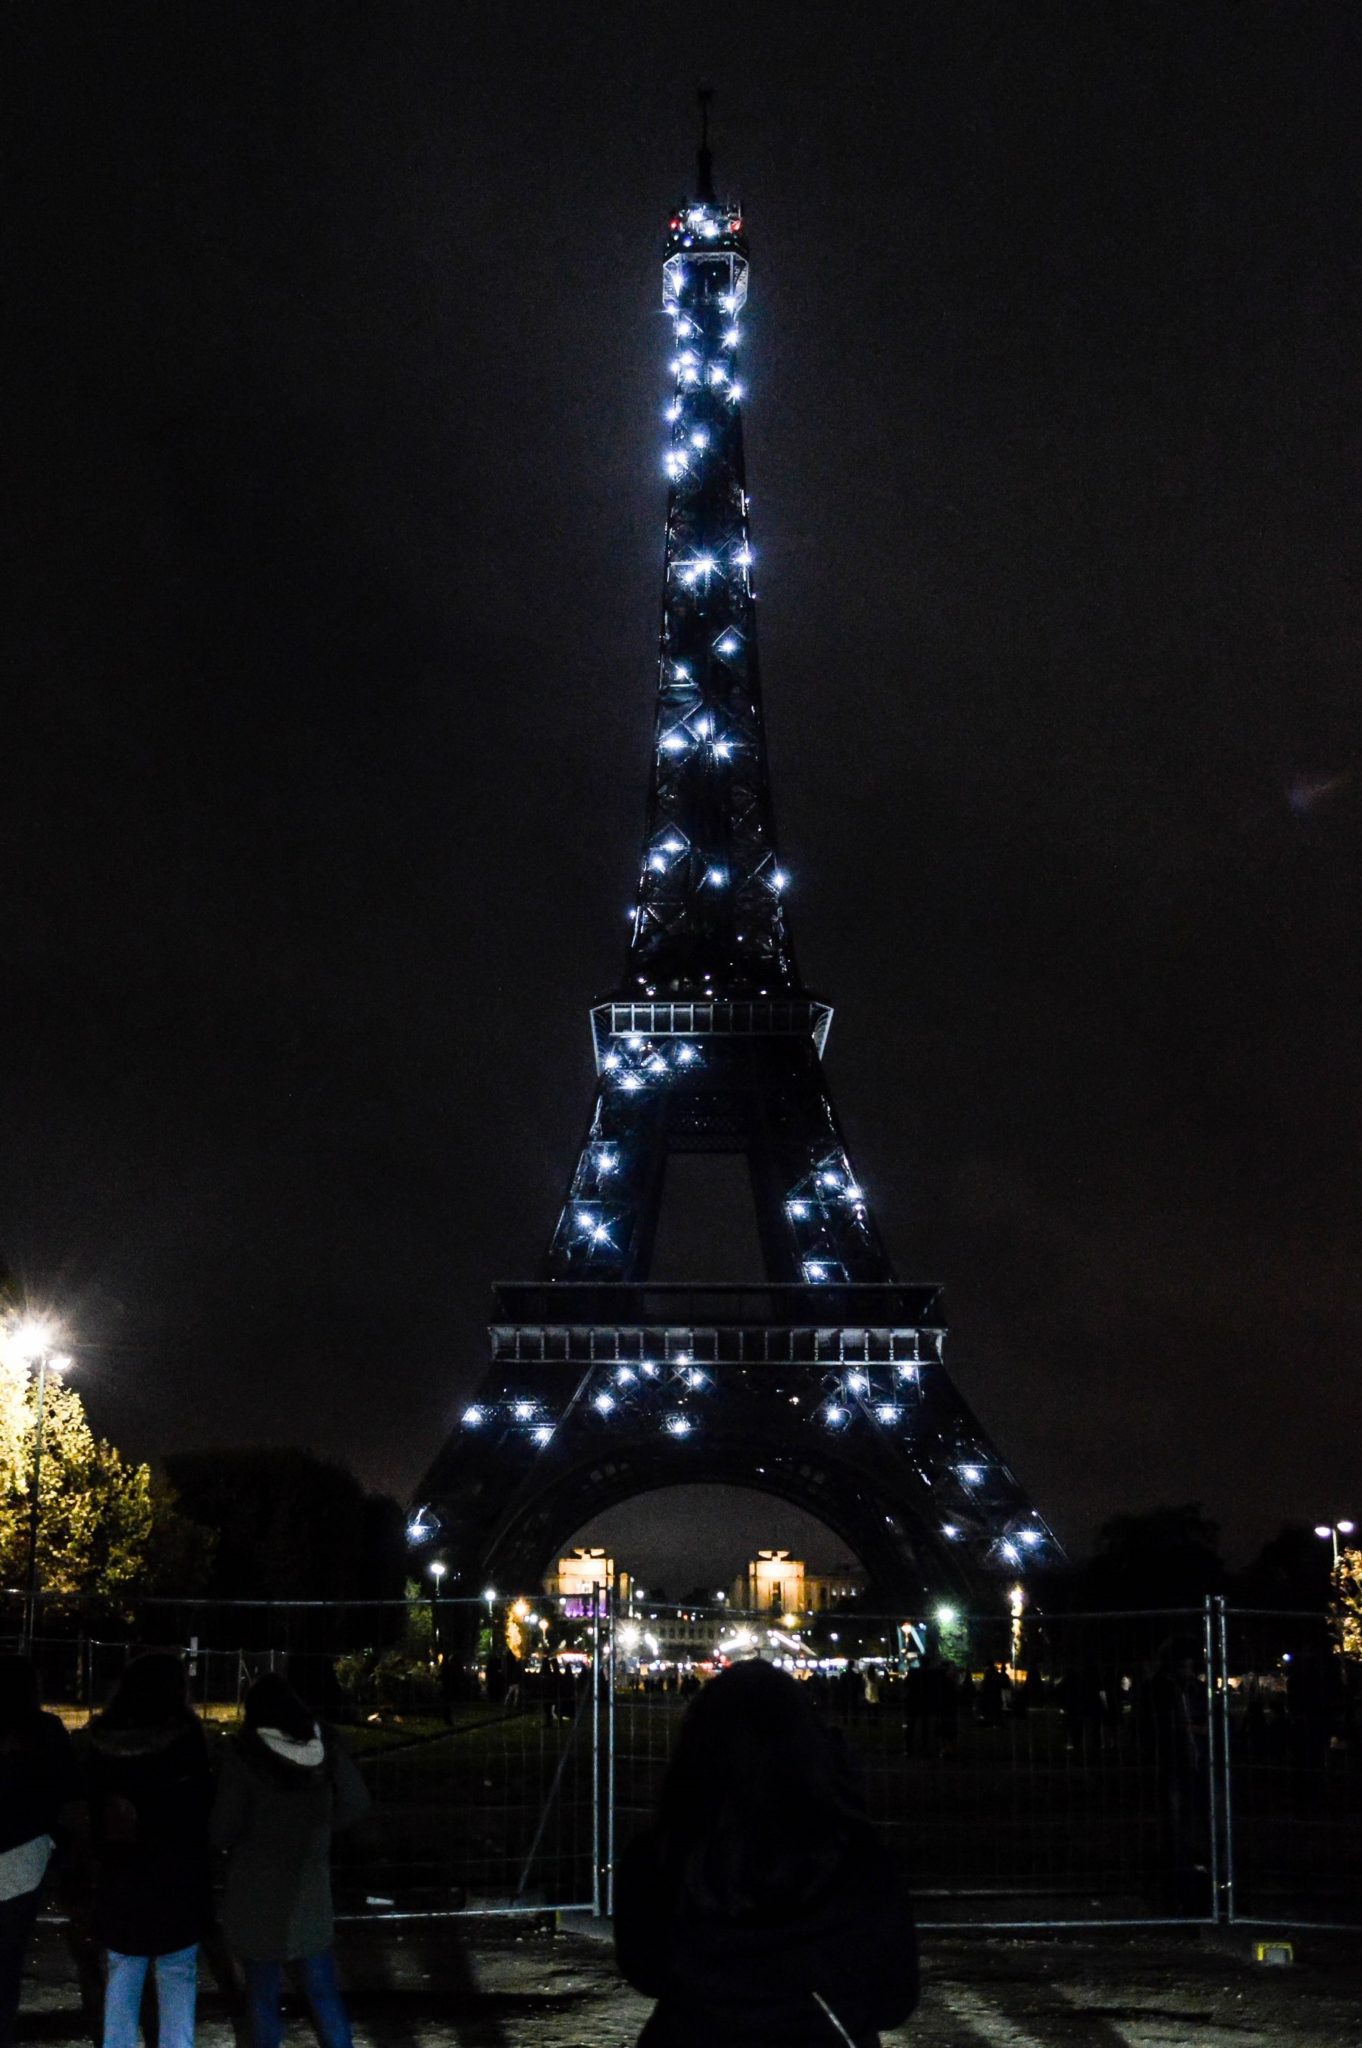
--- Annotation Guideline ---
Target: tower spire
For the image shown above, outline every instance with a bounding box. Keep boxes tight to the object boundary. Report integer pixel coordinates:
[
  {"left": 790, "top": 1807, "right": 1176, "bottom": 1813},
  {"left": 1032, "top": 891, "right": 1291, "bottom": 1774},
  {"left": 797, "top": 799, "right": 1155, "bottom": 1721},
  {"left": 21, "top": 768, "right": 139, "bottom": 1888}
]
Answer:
[
  {"left": 696, "top": 86, "right": 715, "bottom": 201},
  {"left": 628, "top": 134, "right": 789, "bottom": 998}
]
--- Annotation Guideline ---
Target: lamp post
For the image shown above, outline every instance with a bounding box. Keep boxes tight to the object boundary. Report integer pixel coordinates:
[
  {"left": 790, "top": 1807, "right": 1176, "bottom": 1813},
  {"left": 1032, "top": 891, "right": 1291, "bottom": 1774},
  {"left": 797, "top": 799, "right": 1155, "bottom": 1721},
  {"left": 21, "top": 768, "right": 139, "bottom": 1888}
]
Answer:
[
  {"left": 6, "top": 1317, "right": 73, "bottom": 1651},
  {"left": 1314, "top": 1520, "right": 1356, "bottom": 1570}
]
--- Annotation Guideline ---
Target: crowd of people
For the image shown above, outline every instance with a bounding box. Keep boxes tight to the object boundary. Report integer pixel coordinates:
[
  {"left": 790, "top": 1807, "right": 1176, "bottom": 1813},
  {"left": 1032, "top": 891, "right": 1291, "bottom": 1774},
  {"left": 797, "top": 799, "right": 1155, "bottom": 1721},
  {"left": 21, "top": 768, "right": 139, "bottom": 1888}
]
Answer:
[
  {"left": 1, "top": 1647, "right": 917, "bottom": 2048},
  {"left": 0, "top": 1651, "right": 368, "bottom": 2048}
]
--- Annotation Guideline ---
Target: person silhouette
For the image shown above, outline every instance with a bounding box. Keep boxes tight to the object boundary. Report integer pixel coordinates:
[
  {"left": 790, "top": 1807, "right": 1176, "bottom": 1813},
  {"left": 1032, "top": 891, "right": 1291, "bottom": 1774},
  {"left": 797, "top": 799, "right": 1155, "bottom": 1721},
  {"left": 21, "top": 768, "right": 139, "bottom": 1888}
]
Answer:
[{"left": 615, "top": 1660, "right": 917, "bottom": 2045}]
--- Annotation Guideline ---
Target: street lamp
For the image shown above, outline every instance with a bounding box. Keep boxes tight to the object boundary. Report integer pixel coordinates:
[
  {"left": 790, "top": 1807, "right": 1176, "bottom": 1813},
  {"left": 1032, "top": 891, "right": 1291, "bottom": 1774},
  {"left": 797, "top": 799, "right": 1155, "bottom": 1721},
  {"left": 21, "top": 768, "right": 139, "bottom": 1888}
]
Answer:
[
  {"left": 1314, "top": 1520, "right": 1356, "bottom": 1569},
  {"left": 4, "top": 1317, "right": 73, "bottom": 1650}
]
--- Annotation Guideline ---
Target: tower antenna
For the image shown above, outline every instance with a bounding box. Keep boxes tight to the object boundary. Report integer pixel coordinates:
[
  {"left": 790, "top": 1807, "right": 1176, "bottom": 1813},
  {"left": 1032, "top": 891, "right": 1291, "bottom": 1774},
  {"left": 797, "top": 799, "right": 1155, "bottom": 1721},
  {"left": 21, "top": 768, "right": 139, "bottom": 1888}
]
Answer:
[{"left": 696, "top": 86, "right": 715, "bottom": 201}]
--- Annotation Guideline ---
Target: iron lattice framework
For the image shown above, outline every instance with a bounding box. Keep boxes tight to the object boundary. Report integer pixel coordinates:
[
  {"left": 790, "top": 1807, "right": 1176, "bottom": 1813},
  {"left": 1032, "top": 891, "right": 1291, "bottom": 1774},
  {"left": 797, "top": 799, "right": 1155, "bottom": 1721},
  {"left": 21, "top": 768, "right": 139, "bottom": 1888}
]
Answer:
[{"left": 417, "top": 155, "right": 1057, "bottom": 1603}]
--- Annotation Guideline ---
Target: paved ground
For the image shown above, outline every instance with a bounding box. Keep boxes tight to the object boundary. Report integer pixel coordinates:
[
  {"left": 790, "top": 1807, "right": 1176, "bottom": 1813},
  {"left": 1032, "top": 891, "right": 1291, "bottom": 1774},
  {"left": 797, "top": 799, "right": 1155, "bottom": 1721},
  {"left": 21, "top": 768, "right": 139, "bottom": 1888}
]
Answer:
[{"left": 21, "top": 1917, "right": 1362, "bottom": 2047}]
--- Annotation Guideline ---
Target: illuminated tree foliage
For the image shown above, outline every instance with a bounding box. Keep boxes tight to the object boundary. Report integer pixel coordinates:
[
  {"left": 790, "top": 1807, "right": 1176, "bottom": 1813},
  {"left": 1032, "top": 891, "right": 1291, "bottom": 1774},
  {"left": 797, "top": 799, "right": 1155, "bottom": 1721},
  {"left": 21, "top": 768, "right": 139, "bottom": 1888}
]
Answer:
[
  {"left": 1333, "top": 1549, "right": 1362, "bottom": 1662},
  {"left": 0, "top": 1351, "right": 156, "bottom": 1597}
]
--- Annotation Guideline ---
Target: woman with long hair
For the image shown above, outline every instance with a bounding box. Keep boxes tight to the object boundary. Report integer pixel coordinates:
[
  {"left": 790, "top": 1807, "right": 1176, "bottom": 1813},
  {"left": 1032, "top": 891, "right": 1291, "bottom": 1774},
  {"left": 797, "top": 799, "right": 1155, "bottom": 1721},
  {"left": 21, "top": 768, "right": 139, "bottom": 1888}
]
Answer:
[
  {"left": 0, "top": 1654, "right": 79, "bottom": 2048},
  {"left": 615, "top": 1660, "right": 917, "bottom": 2046},
  {"left": 86, "top": 1652, "right": 213, "bottom": 2048},
  {"left": 210, "top": 1671, "right": 369, "bottom": 2048}
]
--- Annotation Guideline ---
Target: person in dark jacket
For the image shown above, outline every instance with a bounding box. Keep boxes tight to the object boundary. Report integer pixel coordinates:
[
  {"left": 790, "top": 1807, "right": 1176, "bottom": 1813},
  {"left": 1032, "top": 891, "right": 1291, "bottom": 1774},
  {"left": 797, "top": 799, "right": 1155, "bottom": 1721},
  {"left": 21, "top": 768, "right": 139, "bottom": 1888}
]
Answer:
[
  {"left": 87, "top": 1653, "right": 213, "bottom": 2048},
  {"left": 0, "top": 1654, "right": 79, "bottom": 2048},
  {"left": 615, "top": 1660, "right": 918, "bottom": 2047},
  {"left": 210, "top": 1672, "right": 370, "bottom": 2048}
]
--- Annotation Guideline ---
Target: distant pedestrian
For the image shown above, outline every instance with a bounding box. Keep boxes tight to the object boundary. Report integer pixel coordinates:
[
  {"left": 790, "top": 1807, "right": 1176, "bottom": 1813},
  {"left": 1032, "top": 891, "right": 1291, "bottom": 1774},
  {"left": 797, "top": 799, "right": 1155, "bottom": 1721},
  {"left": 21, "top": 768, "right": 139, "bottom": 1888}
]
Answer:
[
  {"left": 0, "top": 1654, "right": 80, "bottom": 2048},
  {"left": 86, "top": 1652, "right": 213, "bottom": 2048},
  {"left": 210, "top": 1673, "right": 369, "bottom": 2048},
  {"left": 616, "top": 1660, "right": 918, "bottom": 2045}
]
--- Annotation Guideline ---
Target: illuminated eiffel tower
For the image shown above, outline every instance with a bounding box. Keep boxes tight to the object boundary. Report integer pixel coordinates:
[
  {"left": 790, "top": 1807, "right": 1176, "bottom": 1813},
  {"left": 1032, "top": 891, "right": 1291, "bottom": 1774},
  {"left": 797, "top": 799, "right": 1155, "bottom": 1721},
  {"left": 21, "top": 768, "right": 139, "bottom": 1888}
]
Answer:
[{"left": 415, "top": 117, "right": 1056, "bottom": 1602}]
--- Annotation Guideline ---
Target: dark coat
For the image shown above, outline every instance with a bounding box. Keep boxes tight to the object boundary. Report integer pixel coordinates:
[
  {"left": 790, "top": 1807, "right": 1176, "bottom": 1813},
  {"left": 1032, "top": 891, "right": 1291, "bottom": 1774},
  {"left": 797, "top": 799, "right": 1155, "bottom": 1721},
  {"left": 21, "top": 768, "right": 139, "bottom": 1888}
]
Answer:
[
  {"left": 86, "top": 1716, "right": 214, "bottom": 1957},
  {"left": 615, "top": 1822, "right": 918, "bottom": 2047},
  {"left": 0, "top": 1710, "right": 78, "bottom": 1858},
  {"left": 210, "top": 1726, "right": 369, "bottom": 1961}
]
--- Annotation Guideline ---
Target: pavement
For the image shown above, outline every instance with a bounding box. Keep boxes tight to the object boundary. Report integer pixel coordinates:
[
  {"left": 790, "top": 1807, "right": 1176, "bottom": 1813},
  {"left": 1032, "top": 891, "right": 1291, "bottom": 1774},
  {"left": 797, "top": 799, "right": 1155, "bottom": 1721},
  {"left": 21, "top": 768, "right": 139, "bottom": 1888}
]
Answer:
[{"left": 20, "top": 1915, "right": 1362, "bottom": 2047}]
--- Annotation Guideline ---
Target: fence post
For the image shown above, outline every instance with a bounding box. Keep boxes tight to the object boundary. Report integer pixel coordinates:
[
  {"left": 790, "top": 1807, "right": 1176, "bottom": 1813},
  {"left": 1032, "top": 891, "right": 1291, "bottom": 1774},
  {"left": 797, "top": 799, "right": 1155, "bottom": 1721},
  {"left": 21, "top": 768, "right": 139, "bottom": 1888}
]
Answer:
[
  {"left": 1203, "top": 1596, "right": 1222, "bottom": 1922},
  {"left": 605, "top": 1584, "right": 616, "bottom": 1918},
  {"left": 591, "top": 1584, "right": 602, "bottom": 1917},
  {"left": 1215, "top": 1595, "right": 1235, "bottom": 1923}
]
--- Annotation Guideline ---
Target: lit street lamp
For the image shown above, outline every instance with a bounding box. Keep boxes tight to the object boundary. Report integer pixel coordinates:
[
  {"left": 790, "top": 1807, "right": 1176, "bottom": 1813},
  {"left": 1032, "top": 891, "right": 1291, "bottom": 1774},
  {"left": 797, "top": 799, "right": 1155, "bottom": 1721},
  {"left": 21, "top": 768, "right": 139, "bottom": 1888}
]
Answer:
[
  {"left": 4, "top": 1316, "right": 73, "bottom": 1650},
  {"left": 1314, "top": 1520, "right": 1356, "bottom": 1569}
]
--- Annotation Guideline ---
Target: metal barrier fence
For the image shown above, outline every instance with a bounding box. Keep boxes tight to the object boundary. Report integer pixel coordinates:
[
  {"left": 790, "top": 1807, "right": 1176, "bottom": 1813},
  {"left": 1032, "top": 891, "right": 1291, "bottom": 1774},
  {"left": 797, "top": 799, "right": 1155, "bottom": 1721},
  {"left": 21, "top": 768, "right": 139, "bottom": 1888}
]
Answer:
[{"left": 7, "top": 1590, "right": 1358, "bottom": 1929}]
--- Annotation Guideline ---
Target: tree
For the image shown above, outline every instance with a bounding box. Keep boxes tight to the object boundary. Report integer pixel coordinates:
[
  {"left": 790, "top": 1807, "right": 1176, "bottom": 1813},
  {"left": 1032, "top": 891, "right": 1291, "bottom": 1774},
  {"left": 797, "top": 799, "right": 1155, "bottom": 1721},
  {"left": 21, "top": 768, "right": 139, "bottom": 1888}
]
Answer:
[
  {"left": 1333, "top": 1548, "right": 1362, "bottom": 1662},
  {"left": 1231, "top": 1524, "right": 1333, "bottom": 1611},
  {"left": 0, "top": 1349, "right": 157, "bottom": 1599},
  {"left": 1073, "top": 1503, "right": 1226, "bottom": 1610},
  {"left": 162, "top": 1447, "right": 405, "bottom": 1600}
]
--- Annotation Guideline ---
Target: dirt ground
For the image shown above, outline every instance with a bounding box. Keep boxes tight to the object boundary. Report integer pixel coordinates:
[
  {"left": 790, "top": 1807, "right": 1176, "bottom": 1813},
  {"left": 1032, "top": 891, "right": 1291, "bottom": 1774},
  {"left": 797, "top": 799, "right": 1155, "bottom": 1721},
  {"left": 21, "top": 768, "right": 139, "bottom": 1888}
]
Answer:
[{"left": 20, "top": 1915, "right": 1362, "bottom": 2048}]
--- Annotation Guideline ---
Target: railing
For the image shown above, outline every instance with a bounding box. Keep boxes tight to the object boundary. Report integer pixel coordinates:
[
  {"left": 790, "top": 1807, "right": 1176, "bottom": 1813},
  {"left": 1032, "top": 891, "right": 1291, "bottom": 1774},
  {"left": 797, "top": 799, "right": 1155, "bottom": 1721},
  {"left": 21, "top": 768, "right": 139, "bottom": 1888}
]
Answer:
[{"left": 7, "top": 1590, "right": 1358, "bottom": 1929}]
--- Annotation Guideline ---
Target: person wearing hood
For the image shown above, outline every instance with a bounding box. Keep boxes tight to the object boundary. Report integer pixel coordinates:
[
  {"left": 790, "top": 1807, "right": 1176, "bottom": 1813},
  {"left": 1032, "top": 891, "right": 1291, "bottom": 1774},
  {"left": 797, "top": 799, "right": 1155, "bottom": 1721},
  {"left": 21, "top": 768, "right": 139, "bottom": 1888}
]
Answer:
[
  {"left": 0, "top": 1654, "right": 80, "bottom": 2047},
  {"left": 615, "top": 1660, "right": 918, "bottom": 2047},
  {"left": 210, "top": 1672, "right": 369, "bottom": 2048},
  {"left": 86, "top": 1652, "right": 214, "bottom": 2048}
]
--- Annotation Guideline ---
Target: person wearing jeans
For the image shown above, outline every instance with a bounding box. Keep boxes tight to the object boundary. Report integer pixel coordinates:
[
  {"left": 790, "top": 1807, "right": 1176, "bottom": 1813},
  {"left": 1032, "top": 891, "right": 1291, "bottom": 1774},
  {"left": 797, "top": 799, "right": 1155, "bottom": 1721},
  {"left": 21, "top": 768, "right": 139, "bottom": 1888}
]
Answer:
[
  {"left": 86, "top": 1654, "right": 213, "bottom": 2048},
  {"left": 211, "top": 1674, "right": 369, "bottom": 2048}
]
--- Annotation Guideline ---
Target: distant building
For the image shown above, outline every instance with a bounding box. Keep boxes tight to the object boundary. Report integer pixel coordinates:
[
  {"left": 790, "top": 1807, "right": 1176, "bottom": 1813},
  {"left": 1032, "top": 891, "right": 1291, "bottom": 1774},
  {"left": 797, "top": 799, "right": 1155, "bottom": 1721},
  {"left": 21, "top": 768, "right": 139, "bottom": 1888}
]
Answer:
[
  {"left": 543, "top": 1545, "right": 631, "bottom": 1613},
  {"left": 731, "top": 1548, "right": 865, "bottom": 1618}
]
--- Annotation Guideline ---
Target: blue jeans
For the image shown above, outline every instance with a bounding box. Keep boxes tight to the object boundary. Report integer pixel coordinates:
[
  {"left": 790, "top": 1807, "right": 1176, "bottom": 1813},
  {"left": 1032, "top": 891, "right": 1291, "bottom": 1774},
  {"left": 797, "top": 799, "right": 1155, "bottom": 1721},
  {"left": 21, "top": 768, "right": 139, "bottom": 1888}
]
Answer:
[
  {"left": 243, "top": 1951, "right": 353, "bottom": 2048},
  {"left": 103, "top": 1943, "right": 198, "bottom": 2048}
]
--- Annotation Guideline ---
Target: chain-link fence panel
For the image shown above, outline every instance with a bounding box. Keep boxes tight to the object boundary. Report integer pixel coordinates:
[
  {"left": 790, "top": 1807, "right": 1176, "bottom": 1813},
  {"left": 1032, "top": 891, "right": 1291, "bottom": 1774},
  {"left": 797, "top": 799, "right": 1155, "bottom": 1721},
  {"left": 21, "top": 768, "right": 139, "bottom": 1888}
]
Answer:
[
  {"left": 608, "top": 1600, "right": 1221, "bottom": 1926},
  {"left": 6, "top": 1589, "right": 604, "bottom": 1916},
  {"left": 1221, "top": 1604, "right": 1362, "bottom": 1927}
]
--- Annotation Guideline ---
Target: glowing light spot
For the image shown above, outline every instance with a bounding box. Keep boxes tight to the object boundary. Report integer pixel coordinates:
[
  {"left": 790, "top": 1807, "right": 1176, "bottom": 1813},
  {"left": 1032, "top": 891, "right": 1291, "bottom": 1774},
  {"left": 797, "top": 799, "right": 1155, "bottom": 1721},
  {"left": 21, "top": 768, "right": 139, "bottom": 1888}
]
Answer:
[
  {"left": 666, "top": 1414, "right": 694, "bottom": 1435},
  {"left": 716, "top": 633, "right": 739, "bottom": 655},
  {"left": 805, "top": 1262, "right": 827, "bottom": 1281},
  {"left": 676, "top": 1044, "right": 697, "bottom": 1064},
  {"left": 663, "top": 837, "right": 684, "bottom": 853},
  {"left": 1019, "top": 1530, "right": 1043, "bottom": 1547},
  {"left": 724, "top": 326, "right": 740, "bottom": 347},
  {"left": 616, "top": 1366, "right": 636, "bottom": 1384},
  {"left": 847, "top": 1372, "right": 869, "bottom": 1393},
  {"left": 942, "top": 1524, "right": 960, "bottom": 1540},
  {"left": 602, "top": 1053, "right": 620, "bottom": 1071},
  {"left": 665, "top": 401, "right": 681, "bottom": 422},
  {"left": 533, "top": 1425, "right": 554, "bottom": 1445},
  {"left": 788, "top": 1200, "right": 808, "bottom": 1218},
  {"left": 772, "top": 870, "right": 789, "bottom": 892},
  {"left": 714, "top": 740, "right": 732, "bottom": 759},
  {"left": 462, "top": 1406, "right": 485, "bottom": 1427},
  {"left": 621, "top": 1074, "right": 642, "bottom": 1092},
  {"left": 706, "top": 866, "right": 727, "bottom": 886},
  {"left": 690, "top": 428, "right": 709, "bottom": 449},
  {"left": 825, "top": 1405, "right": 848, "bottom": 1427},
  {"left": 594, "top": 1392, "right": 615, "bottom": 1414},
  {"left": 875, "top": 1404, "right": 900, "bottom": 1425},
  {"left": 662, "top": 733, "right": 687, "bottom": 752},
  {"left": 960, "top": 1465, "right": 982, "bottom": 1485},
  {"left": 650, "top": 854, "right": 667, "bottom": 871},
  {"left": 598, "top": 1152, "right": 617, "bottom": 1173}
]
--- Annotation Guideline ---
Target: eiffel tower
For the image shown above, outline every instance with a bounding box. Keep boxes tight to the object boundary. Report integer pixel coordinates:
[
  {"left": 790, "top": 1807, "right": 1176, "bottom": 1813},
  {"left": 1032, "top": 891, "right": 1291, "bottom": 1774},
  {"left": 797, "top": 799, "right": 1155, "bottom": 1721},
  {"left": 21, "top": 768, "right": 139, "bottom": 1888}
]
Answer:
[{"left": 415, "top": 121, "right": 1057, "bottom": 1604}]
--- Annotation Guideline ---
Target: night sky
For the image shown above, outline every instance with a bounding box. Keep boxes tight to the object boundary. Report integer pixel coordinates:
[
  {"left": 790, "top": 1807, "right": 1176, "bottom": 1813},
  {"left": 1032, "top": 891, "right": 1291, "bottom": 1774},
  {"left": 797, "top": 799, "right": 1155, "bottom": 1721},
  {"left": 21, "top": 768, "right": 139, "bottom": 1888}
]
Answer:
[{"left": 6, "top": 4, "right": 1359, "bottom": 1585}]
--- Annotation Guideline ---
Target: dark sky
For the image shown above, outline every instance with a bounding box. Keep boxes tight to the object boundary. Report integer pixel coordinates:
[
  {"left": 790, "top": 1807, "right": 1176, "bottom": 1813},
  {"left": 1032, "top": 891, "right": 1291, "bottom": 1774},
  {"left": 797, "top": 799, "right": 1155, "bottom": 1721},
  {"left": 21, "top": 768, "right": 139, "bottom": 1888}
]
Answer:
[{"left": 6, "top": 3, "right": 1359, "bottom": 1583}]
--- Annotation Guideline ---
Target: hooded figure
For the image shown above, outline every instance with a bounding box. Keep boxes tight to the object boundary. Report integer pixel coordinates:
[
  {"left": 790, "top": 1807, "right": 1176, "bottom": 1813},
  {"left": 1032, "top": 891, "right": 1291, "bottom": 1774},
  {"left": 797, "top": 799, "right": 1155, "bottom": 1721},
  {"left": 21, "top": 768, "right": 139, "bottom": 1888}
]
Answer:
[
  {"left": 210, "top": 1672, "right": 369, "bottom": 2048},
  {"left": 86, "top": 1652, "right": 213, "bottom": 2048},
  {"left": 615, "top": 1660, "right": 918, "bottom": 2046}
]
